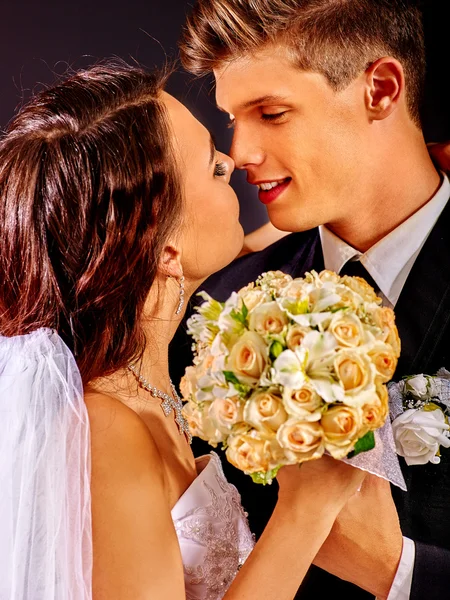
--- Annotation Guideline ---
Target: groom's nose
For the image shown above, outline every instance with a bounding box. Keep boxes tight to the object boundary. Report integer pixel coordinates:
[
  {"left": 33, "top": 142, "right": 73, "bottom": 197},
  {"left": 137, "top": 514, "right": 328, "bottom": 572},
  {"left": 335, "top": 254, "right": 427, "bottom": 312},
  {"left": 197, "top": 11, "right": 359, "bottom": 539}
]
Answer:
[{"left": 229, "top": 128, "right": 265, "bottom": 170}]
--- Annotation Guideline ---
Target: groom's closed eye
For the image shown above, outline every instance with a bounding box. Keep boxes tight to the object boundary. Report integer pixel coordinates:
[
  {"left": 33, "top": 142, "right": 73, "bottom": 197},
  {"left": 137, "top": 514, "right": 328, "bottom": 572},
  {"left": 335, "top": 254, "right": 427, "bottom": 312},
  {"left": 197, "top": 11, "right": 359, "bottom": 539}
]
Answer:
[
  {"left": 260, "top": 111, "right": 288, "bottom": 123},
  {"left": 226, "top": 110, "right": 288, "bottom": 128}
]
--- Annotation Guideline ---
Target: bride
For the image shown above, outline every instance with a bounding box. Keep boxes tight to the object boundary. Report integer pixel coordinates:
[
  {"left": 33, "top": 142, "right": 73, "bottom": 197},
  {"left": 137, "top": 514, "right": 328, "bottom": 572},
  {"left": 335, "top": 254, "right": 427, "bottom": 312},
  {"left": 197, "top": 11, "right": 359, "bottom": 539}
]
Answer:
[{"left": 0, "top": 62, "right": 365, "bottom": 600}]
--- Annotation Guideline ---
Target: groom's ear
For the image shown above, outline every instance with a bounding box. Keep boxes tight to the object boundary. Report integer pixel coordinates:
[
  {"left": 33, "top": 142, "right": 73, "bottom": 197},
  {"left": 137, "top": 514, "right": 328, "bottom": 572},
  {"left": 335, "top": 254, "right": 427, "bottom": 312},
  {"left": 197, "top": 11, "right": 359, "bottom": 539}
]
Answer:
[
  {"left": 158, "top": 243, "right": 183, "bottom": 279},
  {"left": 364, "top": 57, "right": 405, "bottom": 121}
]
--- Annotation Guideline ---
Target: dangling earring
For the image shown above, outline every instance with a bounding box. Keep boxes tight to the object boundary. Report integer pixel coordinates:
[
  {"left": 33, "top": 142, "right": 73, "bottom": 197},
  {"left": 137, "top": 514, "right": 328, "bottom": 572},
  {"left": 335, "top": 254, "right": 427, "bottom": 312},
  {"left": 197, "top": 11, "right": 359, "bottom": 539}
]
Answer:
[{"left": 175, "top": 275, "right": 185, "bottom": 315}]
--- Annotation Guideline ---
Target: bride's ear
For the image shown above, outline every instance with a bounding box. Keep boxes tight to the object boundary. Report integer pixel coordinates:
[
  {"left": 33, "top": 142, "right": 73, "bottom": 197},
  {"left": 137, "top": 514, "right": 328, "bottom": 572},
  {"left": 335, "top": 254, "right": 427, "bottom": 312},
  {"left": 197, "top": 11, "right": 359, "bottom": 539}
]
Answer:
[{"left": 158, "top": 243, "right": 184, "bottom": 279}]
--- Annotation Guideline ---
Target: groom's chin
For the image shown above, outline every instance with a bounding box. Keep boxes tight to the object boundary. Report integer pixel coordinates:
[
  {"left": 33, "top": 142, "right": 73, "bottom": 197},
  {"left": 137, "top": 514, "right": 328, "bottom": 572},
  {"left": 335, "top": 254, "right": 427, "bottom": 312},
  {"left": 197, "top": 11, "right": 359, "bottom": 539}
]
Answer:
[{"left": 266, "top": 205, "right": 318, "bottom": 234}]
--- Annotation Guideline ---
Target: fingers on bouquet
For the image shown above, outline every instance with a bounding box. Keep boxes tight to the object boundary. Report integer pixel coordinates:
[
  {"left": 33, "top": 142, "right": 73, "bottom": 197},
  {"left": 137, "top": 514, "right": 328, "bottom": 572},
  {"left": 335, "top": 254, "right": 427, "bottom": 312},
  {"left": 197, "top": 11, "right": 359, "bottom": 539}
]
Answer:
[{"left": 181, "top": 270, "right": 400, "bottom": 484}]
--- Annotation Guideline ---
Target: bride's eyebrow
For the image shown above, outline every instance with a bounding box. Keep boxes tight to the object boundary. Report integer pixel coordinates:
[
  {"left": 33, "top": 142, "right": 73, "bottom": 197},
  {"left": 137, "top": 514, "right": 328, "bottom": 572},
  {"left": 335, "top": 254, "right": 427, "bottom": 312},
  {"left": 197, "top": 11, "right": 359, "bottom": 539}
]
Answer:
[{"left": 209, "top": 133, "right": 217, "bottom": 167}]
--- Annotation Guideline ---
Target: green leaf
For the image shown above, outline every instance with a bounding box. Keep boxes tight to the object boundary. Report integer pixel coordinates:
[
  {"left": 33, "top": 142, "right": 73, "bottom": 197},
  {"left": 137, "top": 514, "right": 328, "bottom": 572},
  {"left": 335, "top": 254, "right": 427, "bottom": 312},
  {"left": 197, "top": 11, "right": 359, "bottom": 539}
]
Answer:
[
  {"left": 223, "top": 371, "right": 251, "bottom": 397},
  {"left": 330, "top": 306, "right": 348, "bottom": 313},
  {"left": 230, "top": 306, "right": 249, "bottom": 327},
  {"left": 223, "top": 371, "right": 241, "bottom": 386},
  {"left": 347, "top": 431, "right": 375, "bottom": 458},
  {"left": 249, "top": 466, "right": 281, "bottom": 485},
  {"left": 423, "top": 402, "right": 441, "bottom": 413},
  {"left": 242, "top": 300, "right": 249, "bottom": 321},
  {"left": 269, "top": 340, "right": 284, "bottom": 361}
]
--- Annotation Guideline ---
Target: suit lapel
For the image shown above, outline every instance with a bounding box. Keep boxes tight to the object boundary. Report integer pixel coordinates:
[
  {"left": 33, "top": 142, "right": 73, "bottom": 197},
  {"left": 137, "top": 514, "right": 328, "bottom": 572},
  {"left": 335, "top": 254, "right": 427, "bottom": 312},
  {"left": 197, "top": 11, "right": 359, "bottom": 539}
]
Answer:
[{"left": 394, "top": 196, "right": 450, "bottom": 377}]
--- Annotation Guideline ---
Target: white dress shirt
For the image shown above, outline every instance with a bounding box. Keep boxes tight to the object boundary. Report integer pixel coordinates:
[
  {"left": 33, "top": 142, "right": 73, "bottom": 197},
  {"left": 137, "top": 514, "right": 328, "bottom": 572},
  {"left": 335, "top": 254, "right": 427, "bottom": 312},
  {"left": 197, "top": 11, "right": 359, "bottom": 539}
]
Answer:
[{"left": 319, "top": 174, "right": 450, "bottom": 600}]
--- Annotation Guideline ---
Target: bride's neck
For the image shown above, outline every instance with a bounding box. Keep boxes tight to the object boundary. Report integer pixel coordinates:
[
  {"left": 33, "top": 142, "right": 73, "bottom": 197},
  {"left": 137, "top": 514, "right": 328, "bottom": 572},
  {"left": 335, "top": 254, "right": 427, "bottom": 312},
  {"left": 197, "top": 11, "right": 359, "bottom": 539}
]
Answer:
[
  {"left": 89, "top": 274, "right": 191, "bottom": 398},
  {"left": 134, "top": 316, "right": 174, "bottom": 394}
]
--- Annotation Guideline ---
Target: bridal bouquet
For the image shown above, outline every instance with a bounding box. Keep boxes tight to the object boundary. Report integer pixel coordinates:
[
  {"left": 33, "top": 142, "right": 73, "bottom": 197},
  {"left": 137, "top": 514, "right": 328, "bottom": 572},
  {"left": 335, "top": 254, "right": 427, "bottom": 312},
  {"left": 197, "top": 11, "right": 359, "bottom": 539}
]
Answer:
[{"left": 181, "top": 270, "right": 401, "bottom": 484}]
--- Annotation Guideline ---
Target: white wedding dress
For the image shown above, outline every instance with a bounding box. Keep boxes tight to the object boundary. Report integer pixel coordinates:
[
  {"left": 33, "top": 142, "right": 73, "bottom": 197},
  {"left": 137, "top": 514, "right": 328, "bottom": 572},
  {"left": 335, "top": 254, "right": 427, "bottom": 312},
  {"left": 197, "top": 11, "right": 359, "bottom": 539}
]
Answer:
[
  {"left": 0, "top": 329, "right": 253, "bottom": 600},
  {"left": 171, "top": 452, "right": 255, "bottom": 600}
]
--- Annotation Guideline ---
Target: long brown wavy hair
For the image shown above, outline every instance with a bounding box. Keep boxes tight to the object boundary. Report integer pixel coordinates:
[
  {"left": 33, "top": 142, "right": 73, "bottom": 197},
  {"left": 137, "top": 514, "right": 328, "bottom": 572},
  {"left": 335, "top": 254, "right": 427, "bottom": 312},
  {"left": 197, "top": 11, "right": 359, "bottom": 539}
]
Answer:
[{"left": 0, "top": 61, "right": 183, "bottom": 384}]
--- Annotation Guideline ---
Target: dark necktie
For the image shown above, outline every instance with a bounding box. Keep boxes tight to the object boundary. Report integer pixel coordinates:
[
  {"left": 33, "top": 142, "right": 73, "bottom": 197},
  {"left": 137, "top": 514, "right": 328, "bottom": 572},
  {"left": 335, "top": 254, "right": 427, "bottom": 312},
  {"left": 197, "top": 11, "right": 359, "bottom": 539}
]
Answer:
[{"left": 339, "top": 258, "right": 379, "bottom": 295}]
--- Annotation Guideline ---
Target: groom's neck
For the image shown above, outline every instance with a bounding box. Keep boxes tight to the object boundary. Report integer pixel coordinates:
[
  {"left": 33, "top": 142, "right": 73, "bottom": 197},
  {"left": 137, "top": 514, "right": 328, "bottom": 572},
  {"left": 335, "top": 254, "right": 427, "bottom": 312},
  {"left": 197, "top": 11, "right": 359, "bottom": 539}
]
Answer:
[{"left": 326, "top": 126, "right": 441, "bottom": 253}]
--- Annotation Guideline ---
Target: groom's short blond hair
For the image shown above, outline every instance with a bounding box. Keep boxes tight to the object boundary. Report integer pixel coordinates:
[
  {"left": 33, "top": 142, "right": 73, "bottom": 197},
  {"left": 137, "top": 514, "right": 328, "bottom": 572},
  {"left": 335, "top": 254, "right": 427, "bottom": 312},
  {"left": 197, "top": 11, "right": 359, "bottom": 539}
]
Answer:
[{"left": 180, "top": 0, "right": 425, "bottom": 125}]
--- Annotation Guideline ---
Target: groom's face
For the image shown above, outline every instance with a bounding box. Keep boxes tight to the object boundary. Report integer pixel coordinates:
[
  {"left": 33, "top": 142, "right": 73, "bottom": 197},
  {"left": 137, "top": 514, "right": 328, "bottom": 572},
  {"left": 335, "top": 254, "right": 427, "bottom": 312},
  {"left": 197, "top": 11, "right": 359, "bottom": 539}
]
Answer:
[{"left": 214, "top": 45, "right": 370, "bottom": 232}]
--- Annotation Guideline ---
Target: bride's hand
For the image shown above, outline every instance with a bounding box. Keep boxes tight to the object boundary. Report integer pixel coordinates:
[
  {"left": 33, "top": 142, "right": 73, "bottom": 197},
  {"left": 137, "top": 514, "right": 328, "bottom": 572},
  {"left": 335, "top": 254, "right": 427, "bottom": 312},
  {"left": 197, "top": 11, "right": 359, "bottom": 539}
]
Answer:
[
  {"left": 428, "top": 142, "right": 450, "bottom": 172},
  {"left": 276, "top": 456, "right": 366, "bottom": 518}
]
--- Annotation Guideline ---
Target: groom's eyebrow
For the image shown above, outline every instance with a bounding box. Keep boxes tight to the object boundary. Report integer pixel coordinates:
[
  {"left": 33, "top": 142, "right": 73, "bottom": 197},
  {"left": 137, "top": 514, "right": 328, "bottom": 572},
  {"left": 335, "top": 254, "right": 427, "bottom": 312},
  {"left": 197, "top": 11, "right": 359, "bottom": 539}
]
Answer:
[
  {"left": 242, "top": 94, "right": 289, "bottom": 109},
  {"left": 217, "top": 95, "right": 289, "bottom": 112}
]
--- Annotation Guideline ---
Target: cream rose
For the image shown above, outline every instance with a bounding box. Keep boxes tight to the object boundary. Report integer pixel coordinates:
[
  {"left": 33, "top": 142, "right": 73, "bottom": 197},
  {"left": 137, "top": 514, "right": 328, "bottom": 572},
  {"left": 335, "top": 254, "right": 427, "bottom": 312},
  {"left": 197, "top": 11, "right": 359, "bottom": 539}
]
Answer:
[
  {"left": 361, "top": 385, "right": 389, "bottom": 431},
  {"left": 276, "top": 418, "right": 324, "bottom": 462},
  {"left": 334, "top": 351, "right": 374, "bottom": 395},
  {"left": 318, "top": 270, "right": 341, "bottom": 284},
  {"left": 194, "top": 353, "right": 215, "bottom": 379},
  {"left": 244, "top": 390, "right": 288, "bottom": 433},
  {"left": 322, "top": 404, "right": 363, "bottom": 459},
  {"left": 392, "top": 407, "right": 450, "bottom": 465},
  {"left": 226, "top": 428, "right": 285, "bottom": 473},
  {"left": 283, "top": 385, "right": 323, "bottom": 419},
  {"left": 385, "top": 326, "right": 401, "bottom": 358},
  {"left": 285, "top": 325, "right": 311, "bottom": 351},
  {"left": 265, "top": 271, "right": 293, "bottom": 293},
  {"left": 330, "top": 284, "right": 364, "bottom": 311},
  {"left": 371, "top": 307, "right": 400, "bottom": 356},
  {"left": 368, "top": 342, "right": 398, "bottom": 383},
  {"left": 179, "top": 366, "right": 197, "bottom": 400},
  {"left": 249, "top": 301, "right": 289, "bottom": 336},
  {"left": 372, "top": 306, "right": 396, "bottom": 335},
  {"left": 341, "top": 275, "right": 380, "bottom": 303},
  {"left": 329, "top": 312, "right": 364, "bottom": 348},
  {"left": 237, "top": 281, "right": 255, "bottom": 296},
  {"left": 208, "top": 396, "right": 244, "bottom": 434},
  {"left": 227, "top": 331, "right": 267, "bottom": 383},
  {"left": 239, "top": 288, "right": 268, "bottom": 312},
  {"left": 279, "top": 279, "right": 309, "bottom": 300},
  {"left": 361, "top": 398, "right": 387, "bottom": 432},
  {"left": 182, "top": 402, "right": 224, "bottom": 446}
]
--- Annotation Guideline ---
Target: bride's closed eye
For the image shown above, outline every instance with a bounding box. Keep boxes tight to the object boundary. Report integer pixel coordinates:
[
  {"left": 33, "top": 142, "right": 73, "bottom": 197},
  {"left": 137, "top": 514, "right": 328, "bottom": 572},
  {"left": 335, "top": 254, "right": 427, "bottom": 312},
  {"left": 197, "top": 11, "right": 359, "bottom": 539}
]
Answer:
[{"left": 214, "top": 161, "right": 227, "bottom": 177}]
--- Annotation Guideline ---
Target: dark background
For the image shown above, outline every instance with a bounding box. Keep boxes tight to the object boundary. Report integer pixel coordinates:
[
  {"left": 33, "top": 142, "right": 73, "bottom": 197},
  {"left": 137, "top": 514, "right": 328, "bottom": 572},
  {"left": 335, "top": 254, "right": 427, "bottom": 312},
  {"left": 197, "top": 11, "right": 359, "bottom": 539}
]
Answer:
[{"left": 1, "top": 0, "right": 449, "bottom": 233}]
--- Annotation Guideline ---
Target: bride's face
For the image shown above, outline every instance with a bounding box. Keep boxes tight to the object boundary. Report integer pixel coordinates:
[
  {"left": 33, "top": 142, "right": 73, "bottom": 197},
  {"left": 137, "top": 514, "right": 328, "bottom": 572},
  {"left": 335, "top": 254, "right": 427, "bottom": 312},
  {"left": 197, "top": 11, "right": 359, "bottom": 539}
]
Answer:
[{"left": 163, "top": 93, "right": 244, "bottom": 283}]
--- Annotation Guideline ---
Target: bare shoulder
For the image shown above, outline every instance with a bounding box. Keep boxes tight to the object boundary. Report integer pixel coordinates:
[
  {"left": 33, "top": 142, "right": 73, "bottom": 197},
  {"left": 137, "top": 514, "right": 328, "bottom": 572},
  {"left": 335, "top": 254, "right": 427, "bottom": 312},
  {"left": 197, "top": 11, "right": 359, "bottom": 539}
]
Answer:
[
  {"left": 84, "top": 389, "right": 165, "bottom": 487},
  {"left": 84, "top": 392, "right": 185, "bottom": 598}
]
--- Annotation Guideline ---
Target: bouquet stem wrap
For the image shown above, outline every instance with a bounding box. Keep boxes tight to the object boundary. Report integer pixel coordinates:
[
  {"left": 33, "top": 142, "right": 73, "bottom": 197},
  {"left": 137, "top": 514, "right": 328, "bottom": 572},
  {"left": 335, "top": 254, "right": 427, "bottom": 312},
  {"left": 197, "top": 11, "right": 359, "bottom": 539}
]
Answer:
[{"left": 343, "top": 421, "right": 406, "bottom": 490}]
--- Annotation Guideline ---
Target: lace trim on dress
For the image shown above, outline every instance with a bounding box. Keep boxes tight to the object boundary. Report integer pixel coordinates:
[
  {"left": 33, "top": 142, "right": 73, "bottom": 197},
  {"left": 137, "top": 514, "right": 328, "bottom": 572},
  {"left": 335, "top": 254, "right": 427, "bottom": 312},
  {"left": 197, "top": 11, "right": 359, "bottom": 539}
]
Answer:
[{"left": 173, "top": 453, "right": 254, "bottom": 600}]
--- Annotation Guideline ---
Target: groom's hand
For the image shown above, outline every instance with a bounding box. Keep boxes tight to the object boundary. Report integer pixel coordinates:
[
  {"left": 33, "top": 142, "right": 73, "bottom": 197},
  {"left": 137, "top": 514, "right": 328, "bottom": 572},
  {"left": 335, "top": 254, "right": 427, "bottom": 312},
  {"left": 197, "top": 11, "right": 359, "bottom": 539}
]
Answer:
[
  {"left": 429, "top": 142, "right": 450, "bottom": 173},
  {"left": 313, "top": 474, "right": 403, "bottom": 600}
]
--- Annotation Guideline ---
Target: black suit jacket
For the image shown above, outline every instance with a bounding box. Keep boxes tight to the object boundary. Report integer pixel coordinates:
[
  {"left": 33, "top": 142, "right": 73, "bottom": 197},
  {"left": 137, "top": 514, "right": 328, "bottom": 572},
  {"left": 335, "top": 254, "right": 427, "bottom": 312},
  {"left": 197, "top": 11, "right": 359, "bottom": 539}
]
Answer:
[{"left": 170, "top": 199, "right": 450, "bottom": 599}]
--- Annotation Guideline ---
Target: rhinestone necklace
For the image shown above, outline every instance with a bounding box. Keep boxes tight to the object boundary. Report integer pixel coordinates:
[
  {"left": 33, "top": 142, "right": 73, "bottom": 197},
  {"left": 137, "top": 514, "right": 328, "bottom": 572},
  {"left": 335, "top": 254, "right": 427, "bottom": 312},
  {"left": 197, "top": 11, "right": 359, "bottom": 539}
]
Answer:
[{"left": 127, "top": 363, "right": 192, "bottom": 444}]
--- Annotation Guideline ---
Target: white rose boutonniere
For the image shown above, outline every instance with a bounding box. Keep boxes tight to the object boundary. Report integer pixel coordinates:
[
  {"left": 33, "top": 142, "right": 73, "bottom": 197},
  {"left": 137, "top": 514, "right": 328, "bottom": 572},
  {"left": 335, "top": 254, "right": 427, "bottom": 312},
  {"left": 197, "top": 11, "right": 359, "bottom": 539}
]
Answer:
[
  {"left": 390, "top": 370, "right": 450, "bottom": 466},
  {"left": 392, "top": 406, "right": 450, "bottom": 465},
  {"left": 402, "top": 374, "right": 429, "bottom": 400}
]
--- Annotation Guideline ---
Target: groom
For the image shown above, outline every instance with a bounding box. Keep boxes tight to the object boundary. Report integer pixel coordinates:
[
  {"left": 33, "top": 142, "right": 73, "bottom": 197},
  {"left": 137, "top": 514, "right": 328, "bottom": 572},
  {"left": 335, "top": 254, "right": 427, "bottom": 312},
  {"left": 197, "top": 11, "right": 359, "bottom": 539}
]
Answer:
[{"left": 171, "top": 1, "right": 450, "bottom": 598}]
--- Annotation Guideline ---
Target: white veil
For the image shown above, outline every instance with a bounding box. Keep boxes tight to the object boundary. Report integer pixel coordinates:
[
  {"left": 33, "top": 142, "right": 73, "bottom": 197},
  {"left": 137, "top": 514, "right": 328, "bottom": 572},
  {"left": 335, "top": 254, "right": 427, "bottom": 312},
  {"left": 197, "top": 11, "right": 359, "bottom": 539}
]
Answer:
[{"left": 0, "top": 328, "right": 92, "bottom": 599}]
